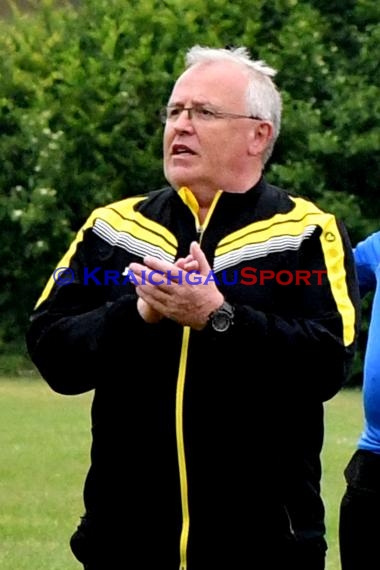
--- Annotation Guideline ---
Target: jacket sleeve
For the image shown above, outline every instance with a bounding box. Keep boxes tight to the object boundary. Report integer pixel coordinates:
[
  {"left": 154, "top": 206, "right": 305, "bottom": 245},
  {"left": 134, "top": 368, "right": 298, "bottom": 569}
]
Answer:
[
  {"left": 353, "top": 230, "right": 380, "bottom": 296},
  {"left": 212, "top": 216, "right": 361, "bottom": 402}
]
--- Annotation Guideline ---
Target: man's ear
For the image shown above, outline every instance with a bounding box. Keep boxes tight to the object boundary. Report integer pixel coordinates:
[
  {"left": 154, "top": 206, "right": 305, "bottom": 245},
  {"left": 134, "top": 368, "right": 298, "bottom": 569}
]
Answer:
[{"left": 248, "top": 121, "right": 273, "bottom": 157}]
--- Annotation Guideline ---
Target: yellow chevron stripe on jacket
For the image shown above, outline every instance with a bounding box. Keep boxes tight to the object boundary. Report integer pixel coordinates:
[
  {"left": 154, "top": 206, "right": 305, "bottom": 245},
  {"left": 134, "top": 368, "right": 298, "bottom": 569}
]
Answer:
[
  {"left": 35, "top": 196, "right": 178, "bottom": 308},
  {"left": 213, "top": 197, "right": 356, "bottom": 347},
  {"left": 215, "top": 197, "right": 326, "bottom": 253}
]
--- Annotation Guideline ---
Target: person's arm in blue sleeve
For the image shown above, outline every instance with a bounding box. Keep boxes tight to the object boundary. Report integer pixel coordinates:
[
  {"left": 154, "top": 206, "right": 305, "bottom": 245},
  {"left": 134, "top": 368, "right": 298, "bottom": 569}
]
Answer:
[{"left": 354, "top": 231, "right": 380, "bottom": 297}]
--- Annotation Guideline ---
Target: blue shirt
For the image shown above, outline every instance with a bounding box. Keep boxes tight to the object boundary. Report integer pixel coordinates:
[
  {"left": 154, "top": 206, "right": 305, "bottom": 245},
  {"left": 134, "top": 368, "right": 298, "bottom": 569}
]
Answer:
[{"left": 355, "top": 231, "right": 380, "bottom": 452}]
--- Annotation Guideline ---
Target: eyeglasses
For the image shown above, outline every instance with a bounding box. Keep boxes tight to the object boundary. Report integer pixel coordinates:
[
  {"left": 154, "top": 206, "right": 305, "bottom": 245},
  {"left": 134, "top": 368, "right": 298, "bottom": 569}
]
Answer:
[{"left": 160, "top": 104, "right": 263, "bottom": 124}]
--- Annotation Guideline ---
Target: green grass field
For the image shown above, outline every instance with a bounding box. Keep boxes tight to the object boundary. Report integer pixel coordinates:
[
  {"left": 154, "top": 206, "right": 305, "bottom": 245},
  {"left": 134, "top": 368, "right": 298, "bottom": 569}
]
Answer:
[
  {"left": 0, "top": 377, "right": 363, "bottom": 569},
  {"left": 0, "top": 377, "right": 92, "bottom": 570}
]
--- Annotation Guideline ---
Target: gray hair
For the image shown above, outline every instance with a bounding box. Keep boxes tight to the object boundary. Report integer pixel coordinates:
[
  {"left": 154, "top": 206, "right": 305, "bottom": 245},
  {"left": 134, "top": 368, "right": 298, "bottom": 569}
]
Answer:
[{"left": 185, "top": 46, "right": 282, "bottom": 164}]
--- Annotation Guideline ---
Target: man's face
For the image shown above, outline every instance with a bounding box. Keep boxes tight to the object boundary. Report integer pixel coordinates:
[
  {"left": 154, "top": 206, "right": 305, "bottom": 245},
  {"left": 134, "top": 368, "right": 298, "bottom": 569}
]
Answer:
[{"left": 163, "top": 61, "right": 255, "bottom": 193}]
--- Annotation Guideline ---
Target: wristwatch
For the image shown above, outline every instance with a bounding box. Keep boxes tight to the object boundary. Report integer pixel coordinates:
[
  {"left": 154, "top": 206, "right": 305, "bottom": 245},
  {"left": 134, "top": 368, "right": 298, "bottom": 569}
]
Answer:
[{"left": 208, "top": 301, "right": 235, "bottom": 332}]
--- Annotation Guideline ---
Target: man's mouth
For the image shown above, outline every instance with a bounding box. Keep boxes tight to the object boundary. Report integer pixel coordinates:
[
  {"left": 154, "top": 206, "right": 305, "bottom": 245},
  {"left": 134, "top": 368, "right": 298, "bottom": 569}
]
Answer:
[{"left": 172, "top": 144, "right": 196, "bottom": 155}]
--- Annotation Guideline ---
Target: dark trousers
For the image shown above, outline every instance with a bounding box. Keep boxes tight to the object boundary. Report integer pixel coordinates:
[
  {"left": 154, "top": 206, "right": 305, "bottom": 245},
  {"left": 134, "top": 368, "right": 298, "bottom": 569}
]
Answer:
[
  {"left": 78, "top": 540, "right": 326, "bottom": 570},
  {"left": 339, "top": 449, "right": 380, "bottom": 570},
  {"left": 73, "top": 513, "right": 326, "bottom": 570}
]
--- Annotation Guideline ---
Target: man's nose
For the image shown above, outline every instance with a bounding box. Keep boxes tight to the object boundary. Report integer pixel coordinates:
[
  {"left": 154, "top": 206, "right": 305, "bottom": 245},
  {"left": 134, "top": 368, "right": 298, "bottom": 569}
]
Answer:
[{"left": 173, "top": 108, "right": 194, "bottom": 130}]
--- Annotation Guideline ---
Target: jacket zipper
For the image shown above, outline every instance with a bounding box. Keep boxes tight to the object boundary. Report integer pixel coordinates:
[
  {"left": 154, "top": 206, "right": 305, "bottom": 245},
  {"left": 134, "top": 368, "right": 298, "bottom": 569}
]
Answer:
[{"left": 176, "top": 188, "right": 223, "bottom": 570}]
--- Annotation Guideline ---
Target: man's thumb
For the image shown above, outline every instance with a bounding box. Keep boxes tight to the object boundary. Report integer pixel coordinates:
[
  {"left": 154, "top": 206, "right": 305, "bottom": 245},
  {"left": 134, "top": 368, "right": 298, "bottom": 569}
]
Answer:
[{"left": 189, "top": 241, "right": 211, "bottom": 274}]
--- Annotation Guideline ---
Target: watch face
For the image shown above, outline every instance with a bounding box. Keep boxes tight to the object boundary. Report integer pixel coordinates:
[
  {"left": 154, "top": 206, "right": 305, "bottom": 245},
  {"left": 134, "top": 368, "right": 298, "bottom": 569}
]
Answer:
[
  {"left": 209, "top": 301, "right": 234, "bottom": 332},
  {"left": 212, "top": 311, "right": 231, "bottom": 332}
]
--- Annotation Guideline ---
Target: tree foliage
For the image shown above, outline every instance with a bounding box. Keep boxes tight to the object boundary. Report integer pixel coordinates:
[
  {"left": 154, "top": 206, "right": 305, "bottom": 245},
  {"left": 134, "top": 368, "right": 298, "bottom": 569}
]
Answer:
[{"left": 0, "top": 0, "right": 378, "bottom": 382}]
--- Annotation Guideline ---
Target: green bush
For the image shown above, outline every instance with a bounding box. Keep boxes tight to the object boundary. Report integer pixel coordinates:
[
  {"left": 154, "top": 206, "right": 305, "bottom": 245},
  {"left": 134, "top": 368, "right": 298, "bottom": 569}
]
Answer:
[{"left": 0, "top": 0, "right": 379, "bottom": 382}]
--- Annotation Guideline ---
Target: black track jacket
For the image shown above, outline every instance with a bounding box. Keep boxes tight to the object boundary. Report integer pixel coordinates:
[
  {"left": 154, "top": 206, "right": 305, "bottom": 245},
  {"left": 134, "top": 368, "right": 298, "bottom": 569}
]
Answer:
[{"left": 26, "top": 178, "right": 360, "bottom": 569}]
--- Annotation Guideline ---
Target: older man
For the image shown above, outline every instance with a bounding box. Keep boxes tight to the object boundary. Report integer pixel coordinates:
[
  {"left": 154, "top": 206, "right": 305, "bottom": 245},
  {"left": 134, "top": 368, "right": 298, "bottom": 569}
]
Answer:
[{"left": 27, "top": 45, "right": 359, "bottom": 569}]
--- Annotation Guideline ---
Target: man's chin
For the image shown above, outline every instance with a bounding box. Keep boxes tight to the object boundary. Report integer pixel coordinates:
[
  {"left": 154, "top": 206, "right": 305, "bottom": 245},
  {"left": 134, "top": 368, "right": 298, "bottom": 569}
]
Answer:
[{"left": 166, "top": 170, "right": 196, "bottom": 190}]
